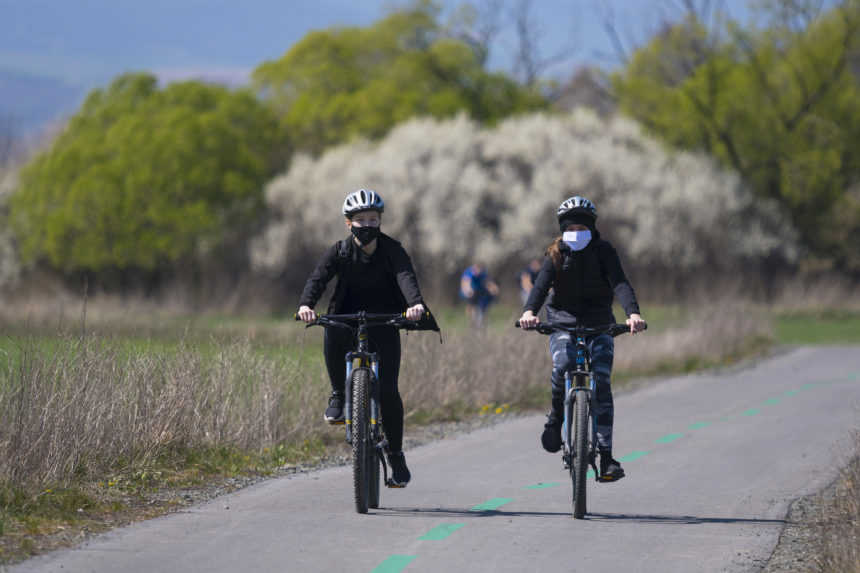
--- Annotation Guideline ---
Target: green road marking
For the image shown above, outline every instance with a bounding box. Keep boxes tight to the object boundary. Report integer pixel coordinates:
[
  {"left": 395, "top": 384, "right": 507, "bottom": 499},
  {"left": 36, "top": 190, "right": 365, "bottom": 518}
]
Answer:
[
  {"left": 471, "top": 498, "right": 513, "bottom": 511},
  {"left": 618, "top": 451, "right": 648, "bottom": 462},
  {"left": 656, "top": 433, "right": 684, "bottom": 444},
  {"left": 418, "top": 524, "right": 465, "bottom": 541},
  {"left": 801, "top": 383, "right": 816, "bottom": 390},
  {"left": 372, "top": 555, "right": 417, "bottom": 573},
  {"left": 689, "top": 422, "right": 711, "bottom": 430},
  {"left": 524, "top": 482, "right": 560, "bottom": 490},
  {"left": 785, "top": 389, "right": 801, "bottom": 397},
  {"left": 743, "top": 408, "right": 760, "bottom": 416},
  {"left": 763, "top": 398, "right": 781, "bottom": 406}
]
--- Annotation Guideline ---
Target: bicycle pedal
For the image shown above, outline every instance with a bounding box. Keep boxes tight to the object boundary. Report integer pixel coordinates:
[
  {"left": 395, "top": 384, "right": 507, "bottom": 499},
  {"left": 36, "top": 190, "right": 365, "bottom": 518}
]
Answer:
[{"left": 325, "top": 419, "right": 346, "bottom": 426}]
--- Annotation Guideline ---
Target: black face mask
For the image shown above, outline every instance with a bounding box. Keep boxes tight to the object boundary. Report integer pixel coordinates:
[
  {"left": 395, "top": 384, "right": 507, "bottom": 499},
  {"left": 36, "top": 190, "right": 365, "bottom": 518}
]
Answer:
[{"left": 351, "top": 225, "right": 380, "bottom": 246}]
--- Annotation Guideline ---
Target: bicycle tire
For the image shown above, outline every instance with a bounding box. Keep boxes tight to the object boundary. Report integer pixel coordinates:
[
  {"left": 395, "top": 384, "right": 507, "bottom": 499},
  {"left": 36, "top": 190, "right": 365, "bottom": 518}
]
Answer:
[
  {"left": 352, "top": 367, "right": 373, "bottom": 514},
  {"left": 571, "top": 387, "right": 589, "bottom": 519}
]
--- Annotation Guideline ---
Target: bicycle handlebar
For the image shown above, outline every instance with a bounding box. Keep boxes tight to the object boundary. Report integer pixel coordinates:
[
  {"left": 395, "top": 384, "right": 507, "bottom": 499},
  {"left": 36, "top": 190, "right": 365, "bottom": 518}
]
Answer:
[
  {"left": 515, "top": 320, "right": 646, "bottom": 337},
  {"left": 296, "top": 311, "right": 431, "bottom": 330}
]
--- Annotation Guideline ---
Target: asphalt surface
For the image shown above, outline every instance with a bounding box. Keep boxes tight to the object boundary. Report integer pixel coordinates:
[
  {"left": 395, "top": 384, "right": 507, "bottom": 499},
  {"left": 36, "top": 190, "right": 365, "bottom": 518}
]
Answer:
[{"left": 10, "top": 346, "right": 860, "bottom": 573}]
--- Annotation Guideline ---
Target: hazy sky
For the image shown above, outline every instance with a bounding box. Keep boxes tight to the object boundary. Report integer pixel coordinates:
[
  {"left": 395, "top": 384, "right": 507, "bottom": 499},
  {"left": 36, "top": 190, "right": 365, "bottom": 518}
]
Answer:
[
  {"left": 2, "top": 0, "right": 768, "bottom": 131},
  {"left": 0, "top": 0, "right": 757, "bottom": 86}
]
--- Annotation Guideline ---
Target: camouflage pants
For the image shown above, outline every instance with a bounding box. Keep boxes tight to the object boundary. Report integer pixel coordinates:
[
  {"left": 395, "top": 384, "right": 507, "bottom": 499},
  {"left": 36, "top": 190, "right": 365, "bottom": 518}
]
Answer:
[{"left": 549, "top": 332, "right": 615, "bottom": 451}]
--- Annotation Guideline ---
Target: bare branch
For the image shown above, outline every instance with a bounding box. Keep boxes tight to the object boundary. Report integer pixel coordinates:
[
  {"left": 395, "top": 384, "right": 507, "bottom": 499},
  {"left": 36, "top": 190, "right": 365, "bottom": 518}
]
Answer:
[
  {"left": 447, "top": 0, "right": 505, "bottom": 66},
  {"left": 510, "top": 0, "right": 578, "bottom": 85},
  {"left": 595, "top": 0, "right": 630, "bottom": 65},
  {"left": 0, "top": 114, "right": 19, "bottom": 167}
]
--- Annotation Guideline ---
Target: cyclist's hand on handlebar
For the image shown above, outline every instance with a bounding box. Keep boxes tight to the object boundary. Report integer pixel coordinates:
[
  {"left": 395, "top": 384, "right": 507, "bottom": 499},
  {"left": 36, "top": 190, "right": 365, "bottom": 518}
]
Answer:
[
  {"left": 405, "top": 303, "right": 426, "bottom": 321},
  {"left": 518, "top": 310, "right": 540, "bottom": 329},
  {"left": 297, "top": 305, "right": 317, "bottom": 323},
  {"left": 626, "top": 313, "right": 647, "bottom": 334}
]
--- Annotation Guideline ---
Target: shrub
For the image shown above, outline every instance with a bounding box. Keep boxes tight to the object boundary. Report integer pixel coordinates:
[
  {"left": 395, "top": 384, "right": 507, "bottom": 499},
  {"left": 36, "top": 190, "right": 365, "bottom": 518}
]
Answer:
[
  {"left": 251, "top": 110, "right": 797, "bottom": 288},
  {"left": 9, "top": 74, "right": 282, "bottom": 277}
]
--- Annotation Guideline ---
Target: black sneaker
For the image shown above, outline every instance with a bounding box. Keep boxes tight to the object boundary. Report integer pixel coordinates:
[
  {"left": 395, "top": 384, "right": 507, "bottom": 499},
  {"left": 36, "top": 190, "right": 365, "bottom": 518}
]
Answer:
[
  {"left": 386, "top": 451, "right": 411, "bottom": 487},
  {"left": 599, "top": 450, "right": 625, "bottom": 482},
  {"left": 324, "top": 393, "right": 345, "bottom": 424},
  {"left": 541, "top": 412, "right": 562, "bottom": 453}
]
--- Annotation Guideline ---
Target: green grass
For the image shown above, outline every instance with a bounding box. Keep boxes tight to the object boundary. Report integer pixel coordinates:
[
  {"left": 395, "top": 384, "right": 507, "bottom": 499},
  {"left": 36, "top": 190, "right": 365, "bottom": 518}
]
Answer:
[
  {"left": 775, "top": 311, "right": 860, "bottom": 344},
  {"left": 430, "top": 301, "right": 685, "bottom": 334}
]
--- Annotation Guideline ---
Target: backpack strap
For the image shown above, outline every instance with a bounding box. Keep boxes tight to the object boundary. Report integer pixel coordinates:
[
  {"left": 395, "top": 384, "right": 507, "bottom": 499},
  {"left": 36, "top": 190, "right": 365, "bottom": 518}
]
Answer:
[{"left": 335, "top": 238, "right": 353, "bottom": 273}]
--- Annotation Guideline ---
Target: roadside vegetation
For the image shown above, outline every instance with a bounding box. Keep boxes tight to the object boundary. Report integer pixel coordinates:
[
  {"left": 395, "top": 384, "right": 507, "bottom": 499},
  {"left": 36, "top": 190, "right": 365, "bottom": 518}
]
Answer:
[
  {"left": 810, "top": 439, "right": 860, "bottom": 573},
  {"left": 3, "top": 295, "right": 859, "bottom": 563}
]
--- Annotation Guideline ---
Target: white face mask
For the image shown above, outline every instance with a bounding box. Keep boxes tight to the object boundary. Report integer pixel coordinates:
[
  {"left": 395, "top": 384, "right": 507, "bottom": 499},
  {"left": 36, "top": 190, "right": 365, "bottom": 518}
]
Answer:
[{"left": 563, "top": 230, "right": 592, "bottom": 251}]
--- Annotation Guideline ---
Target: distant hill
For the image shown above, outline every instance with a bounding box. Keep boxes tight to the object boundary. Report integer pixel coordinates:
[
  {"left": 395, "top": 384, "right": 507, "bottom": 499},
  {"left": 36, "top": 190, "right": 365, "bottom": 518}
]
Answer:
[
  {"left": 0, "top": 69, "right": 84, "bottom": 135},
  {"left": 0, "top": 67, "right": 254, "bottom": 139}
]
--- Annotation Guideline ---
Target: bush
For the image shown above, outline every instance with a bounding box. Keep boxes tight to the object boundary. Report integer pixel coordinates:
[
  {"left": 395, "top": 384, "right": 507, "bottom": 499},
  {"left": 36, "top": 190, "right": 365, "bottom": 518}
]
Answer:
[
  {"left": 253, "top": 2, "right": 545, "bottom": 155},
  {"left": 251, "top": 109, "right": 797, "bottom": 293},
  {"left": 612, "top": 2, "right": 860, "bottom": 272},
  {"left": 9, "top": 74, "right": 282, "bottom": 278}
]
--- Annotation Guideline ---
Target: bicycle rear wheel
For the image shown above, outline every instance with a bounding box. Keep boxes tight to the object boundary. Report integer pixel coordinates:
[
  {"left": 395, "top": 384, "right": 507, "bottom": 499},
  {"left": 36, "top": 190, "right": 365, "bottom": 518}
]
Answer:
[
  {"left": 571, "top": 389, "right": 590, "bottom": 519},
  {"left": 351, "top": 367, "right": 373, "bottom": 514}
]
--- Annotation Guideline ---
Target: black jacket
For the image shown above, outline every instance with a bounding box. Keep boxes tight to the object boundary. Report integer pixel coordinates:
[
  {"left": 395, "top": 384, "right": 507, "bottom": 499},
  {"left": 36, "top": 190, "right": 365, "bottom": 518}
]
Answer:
[
  {"left": 524, "top": 237, "right": 640, "bottom": 326},
  {"left": 298, "top": 233, "right": 439, "bottom": 331}
]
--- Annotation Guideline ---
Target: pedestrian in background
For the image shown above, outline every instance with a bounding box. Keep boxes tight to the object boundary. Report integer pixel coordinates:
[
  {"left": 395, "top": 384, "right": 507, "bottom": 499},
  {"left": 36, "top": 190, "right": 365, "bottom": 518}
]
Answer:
[
  {"left": 460, "top": 262, "right": 499, "bottom": 328},
  {"left": 519, "top": 258, "right": 542, "bottom": 305}
]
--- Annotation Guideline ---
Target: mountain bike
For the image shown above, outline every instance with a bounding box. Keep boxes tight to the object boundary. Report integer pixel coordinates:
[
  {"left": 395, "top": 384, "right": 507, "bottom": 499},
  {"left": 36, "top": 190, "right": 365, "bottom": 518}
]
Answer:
[
  {"left": 516, "top": 320, "right": 645, "bottom": 519},
  {"left": 303, "top": 311, "right": 428, "bottom": 514}
]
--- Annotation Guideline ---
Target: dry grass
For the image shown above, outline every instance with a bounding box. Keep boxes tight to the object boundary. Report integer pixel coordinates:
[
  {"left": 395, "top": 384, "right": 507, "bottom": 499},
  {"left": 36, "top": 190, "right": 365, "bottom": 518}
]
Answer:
[
  {"left": 771, "top": 273, "right": 860, "bottom": 314},
  {"left": 810, "top": 433, "right": 860, "bottom": 573},
  {"left": 399, "top": 303, "right": 772, "bottom": 420},
  {"left": 0, "top": 302, "right": 772, "bottom": 494},
  {"left": 0, "top": 334, "right": 329, "bottom": 489}
]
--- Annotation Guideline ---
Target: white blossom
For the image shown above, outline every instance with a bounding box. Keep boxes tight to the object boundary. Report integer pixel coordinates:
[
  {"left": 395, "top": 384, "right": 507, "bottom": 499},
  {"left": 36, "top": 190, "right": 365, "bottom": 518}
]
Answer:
[{"left": 251, "top": 109, "right": 797, "bottom": 275}]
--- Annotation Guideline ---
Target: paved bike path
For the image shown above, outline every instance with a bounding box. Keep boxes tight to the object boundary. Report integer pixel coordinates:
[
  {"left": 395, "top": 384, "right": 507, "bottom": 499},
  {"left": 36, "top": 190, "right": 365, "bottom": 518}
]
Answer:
[{"left": 10, "top": 346, "right": 860, "bottom": 573}]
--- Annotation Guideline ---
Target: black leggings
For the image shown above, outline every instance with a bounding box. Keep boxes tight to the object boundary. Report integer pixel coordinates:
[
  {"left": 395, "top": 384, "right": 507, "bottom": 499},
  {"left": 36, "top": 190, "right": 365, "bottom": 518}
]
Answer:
[{"left": 323, "top": 326, "right": 404, "bottom": 452}]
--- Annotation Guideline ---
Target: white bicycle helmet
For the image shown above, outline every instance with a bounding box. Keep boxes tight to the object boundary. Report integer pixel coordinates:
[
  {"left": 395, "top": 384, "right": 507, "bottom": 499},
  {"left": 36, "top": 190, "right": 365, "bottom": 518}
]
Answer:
[
  {"left": 557, "top": 196, "right": 597, "bottom": 222},
  {"left": 342, "top": 188, "right": 385, "bottom": 217}
]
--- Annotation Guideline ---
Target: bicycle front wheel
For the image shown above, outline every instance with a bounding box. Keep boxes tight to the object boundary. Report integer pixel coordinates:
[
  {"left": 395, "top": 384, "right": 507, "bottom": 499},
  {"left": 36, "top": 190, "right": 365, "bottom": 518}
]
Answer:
[
  {"left": 571, "top": 390, "right": 590, "bottom": 519},
  {"left": 351, "top": 367, "right": 373, "bottom": 514}
]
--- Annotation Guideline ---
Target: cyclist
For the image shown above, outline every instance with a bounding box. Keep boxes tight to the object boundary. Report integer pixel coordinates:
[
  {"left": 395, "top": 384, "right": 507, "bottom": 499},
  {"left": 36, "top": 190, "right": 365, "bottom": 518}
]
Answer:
[
  {"left": 297, "top": 189, "right": 438, "bottom": 487},
  {"left": 518, "top": 196, "right": 646, "bottom": 482}
]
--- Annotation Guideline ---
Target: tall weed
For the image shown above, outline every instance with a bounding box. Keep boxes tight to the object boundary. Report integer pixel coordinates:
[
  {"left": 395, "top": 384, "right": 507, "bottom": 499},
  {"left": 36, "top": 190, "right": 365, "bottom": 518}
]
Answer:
[{"left": 0, "top": 303, "right": 769, "bottom": 491}]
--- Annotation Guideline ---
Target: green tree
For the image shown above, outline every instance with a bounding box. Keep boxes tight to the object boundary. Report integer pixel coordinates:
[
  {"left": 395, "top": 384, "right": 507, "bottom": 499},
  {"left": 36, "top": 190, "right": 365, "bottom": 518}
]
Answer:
[
  {"left": 253, "top": 1, "right": 546, "bottom": 154},
  {"left": 613, "top": 1, "right": 860, "bottom": 271},
  {"left": 10, "top": 73, "right": 282, "bottom": 278}
]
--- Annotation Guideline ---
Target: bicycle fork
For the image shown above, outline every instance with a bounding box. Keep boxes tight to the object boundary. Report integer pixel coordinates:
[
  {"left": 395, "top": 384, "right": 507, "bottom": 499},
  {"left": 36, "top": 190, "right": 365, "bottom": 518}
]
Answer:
[
  {"left": 563, "top": 338, "right": 601, "bottom": 480},
  {"left": 344, "top": 354, "right": 394, "bottom": 484},
  {"left": 563, "top": 374, "right": 593, "bottom": 467},
  {"left": 343, "top": 354, "right": 381, "bottom": 444}
]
